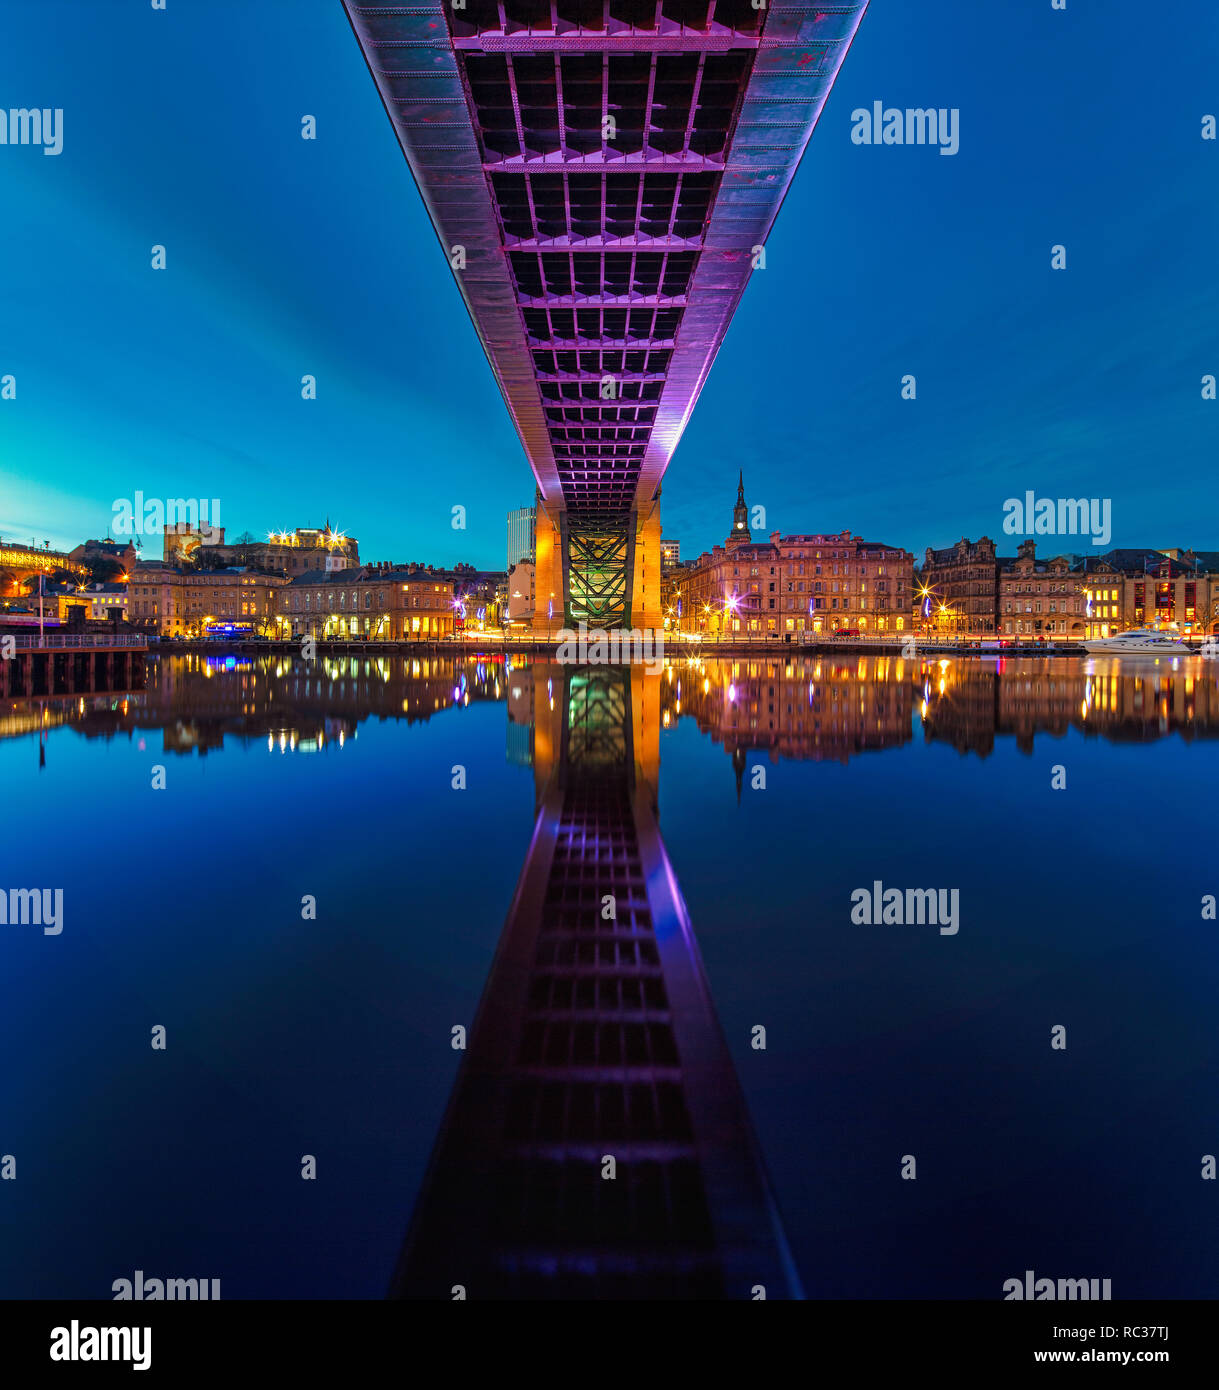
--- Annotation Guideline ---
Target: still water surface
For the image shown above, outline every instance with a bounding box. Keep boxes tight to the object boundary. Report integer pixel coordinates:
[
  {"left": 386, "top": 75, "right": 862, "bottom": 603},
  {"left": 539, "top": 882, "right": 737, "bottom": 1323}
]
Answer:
[{"left": 2, "top": 652, "right": 1216, "bottom": 1298}]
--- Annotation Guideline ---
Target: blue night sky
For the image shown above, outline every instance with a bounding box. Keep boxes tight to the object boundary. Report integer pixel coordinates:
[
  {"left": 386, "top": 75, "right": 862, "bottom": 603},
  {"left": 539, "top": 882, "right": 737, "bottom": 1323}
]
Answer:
[{"left": 1, "top": 0, "right": 1215, "bottom": 567}]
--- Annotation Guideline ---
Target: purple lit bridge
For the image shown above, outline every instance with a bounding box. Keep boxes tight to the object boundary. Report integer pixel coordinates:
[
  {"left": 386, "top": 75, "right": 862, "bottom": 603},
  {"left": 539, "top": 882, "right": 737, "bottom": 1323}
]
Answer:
[{"left": 344, "top": 1, "right": 867, "bottom": 630}]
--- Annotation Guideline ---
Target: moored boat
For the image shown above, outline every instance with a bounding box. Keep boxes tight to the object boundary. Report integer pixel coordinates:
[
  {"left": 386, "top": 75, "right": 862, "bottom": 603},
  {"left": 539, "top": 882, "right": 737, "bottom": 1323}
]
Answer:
[{"left": 1082, "top": 627, "right": 1190, "bottom": 655}]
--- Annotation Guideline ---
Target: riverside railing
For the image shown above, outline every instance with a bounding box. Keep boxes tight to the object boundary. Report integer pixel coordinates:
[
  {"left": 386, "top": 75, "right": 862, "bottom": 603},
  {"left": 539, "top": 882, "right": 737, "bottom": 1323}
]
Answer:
[{"left": 10, "top": 634, "right": 148, "bottom": 650}]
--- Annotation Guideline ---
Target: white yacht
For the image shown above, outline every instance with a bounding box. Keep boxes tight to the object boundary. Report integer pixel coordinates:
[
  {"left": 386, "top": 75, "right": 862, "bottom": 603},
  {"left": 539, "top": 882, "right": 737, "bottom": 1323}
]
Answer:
[
  {"left": 1082, "top": 627, "right": 1191, "bottom": 655},
  {"left": 1198, "top": 637, "right": 1219, "bottom": 660}
]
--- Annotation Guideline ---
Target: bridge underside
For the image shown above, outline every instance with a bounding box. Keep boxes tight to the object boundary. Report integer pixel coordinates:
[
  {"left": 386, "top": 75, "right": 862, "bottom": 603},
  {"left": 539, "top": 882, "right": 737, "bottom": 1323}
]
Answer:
[{"left": 344, "top": 1, "right": 866, "bottom": 629}]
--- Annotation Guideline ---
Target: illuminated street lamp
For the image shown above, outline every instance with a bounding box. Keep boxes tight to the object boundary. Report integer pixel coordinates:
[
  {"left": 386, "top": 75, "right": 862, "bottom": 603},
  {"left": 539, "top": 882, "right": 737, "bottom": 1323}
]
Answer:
[{"left": 915, "top": 582, "right": 936, "bottom": 633}]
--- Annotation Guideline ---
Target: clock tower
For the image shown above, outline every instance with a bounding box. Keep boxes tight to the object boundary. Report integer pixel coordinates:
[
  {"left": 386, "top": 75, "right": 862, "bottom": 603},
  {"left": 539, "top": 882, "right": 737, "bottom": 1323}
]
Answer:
[{"left": 727, "top": 471, "right": 751, "bottom": 547}]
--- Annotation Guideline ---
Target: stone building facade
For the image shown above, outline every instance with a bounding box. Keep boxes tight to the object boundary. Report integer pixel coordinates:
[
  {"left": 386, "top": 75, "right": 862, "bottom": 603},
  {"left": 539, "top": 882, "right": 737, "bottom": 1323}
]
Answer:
[
  {"left": 127, "top": 562, "right": 288, "bottom": 637},
  {"left": 998, "top": 541, "right": 1087, "bottom": 639},
  {"left": 284, "top": 565, "right": 455, "bottom": 641},
  {"left": 918, "top": 537, "right": 1000, "bottom": 635},
  {"left": 673, "top": 476, "right": 912, "bottom": 637}
]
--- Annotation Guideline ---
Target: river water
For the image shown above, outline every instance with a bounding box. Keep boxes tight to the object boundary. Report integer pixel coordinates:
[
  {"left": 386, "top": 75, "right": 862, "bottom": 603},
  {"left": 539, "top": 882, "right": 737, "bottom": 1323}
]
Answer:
[{"left": 2, "top": 651, "right": 1215, "bottom": 1298}]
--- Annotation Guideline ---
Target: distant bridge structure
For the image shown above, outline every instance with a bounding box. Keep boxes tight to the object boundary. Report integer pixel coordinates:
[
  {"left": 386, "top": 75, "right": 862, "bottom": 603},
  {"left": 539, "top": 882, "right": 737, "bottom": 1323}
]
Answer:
[{"left": 0, "top": 540, "right": 87, "bottom": 597}]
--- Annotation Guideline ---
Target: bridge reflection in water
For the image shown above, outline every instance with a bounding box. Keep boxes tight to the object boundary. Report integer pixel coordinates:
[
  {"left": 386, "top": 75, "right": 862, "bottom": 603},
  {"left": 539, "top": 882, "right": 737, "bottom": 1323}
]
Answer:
[{"left": 391, "top": 662, "right": 798, "bottom": 1300}]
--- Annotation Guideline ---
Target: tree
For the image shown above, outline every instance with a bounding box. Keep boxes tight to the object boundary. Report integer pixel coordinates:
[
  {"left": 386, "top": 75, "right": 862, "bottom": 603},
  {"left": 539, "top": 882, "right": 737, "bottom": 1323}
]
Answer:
[
  {"left": 1189, "top": 596, "right": 1219, "bottom": 638},
  {"left": 20, "top": 568, "right": 75, "bottom": 593},
  {"left": 85, "top": 557, "right": 124, "bottom": 585}
]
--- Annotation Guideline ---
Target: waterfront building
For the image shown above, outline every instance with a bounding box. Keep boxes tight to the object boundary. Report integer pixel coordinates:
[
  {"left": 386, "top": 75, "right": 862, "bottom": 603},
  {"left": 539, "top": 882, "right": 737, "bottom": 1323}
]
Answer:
[
  {"left": 918, "top": 537, "right": 1000, "bottom": 635},
  {"left": 127, "top": 562, "right": 288, "bottom": 637},
  {"left": 284, "top": 565, "right": 454, "bottom": 641},
  {"left": 997, "top": 541, "right": 1087, "bottom": 640},
  {"left": 673, "top": 475, "right": 912, "bottom": 637},
  {"left": 1073, "top": 549, "right": 1219, "bottom": 638},
  {"left": 661, "top": 538, "right": 681, "bottom": 569}
]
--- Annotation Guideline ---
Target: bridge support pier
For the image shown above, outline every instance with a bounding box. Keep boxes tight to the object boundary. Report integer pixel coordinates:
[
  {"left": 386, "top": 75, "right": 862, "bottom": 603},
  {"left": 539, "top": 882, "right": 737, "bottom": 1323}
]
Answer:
[
  {"left": 532, "top": 496, "right": 564, "bottom": 640},
  {"left": 630, "top": 495, "right": 663, "bottom": 634},
  {"left": 531, "top": 495, "right": 663, "bottom": 639}
]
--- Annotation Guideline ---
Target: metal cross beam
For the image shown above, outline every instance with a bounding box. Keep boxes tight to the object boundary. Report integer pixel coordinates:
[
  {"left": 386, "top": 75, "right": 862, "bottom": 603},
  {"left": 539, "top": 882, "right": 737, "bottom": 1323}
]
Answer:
[{"left": 562, "top": 513, "right": 636, "bottom": 627}]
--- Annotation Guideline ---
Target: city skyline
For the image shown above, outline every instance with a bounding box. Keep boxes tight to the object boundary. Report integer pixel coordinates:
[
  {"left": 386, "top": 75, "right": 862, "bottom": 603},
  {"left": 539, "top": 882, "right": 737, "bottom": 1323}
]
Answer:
[
  {"left": 2, "top": 1, "right": 1216, "bottom": 569},
  {"left": 7, "top": 471, "right": 1219, "bottom": 584},
  {"left": 5, "top": 0, "right": 1219, "bottom": 1336}
]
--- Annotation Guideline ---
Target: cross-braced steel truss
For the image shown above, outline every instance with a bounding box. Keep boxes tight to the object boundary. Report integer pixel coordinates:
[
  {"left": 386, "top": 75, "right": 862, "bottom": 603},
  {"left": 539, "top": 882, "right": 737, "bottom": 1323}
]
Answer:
[
  {"left": 563, "top": 667, "right": 632, "bottom": 772},
  {"left": 562, "top": 515, "right": 635, "bottom": 628}
]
